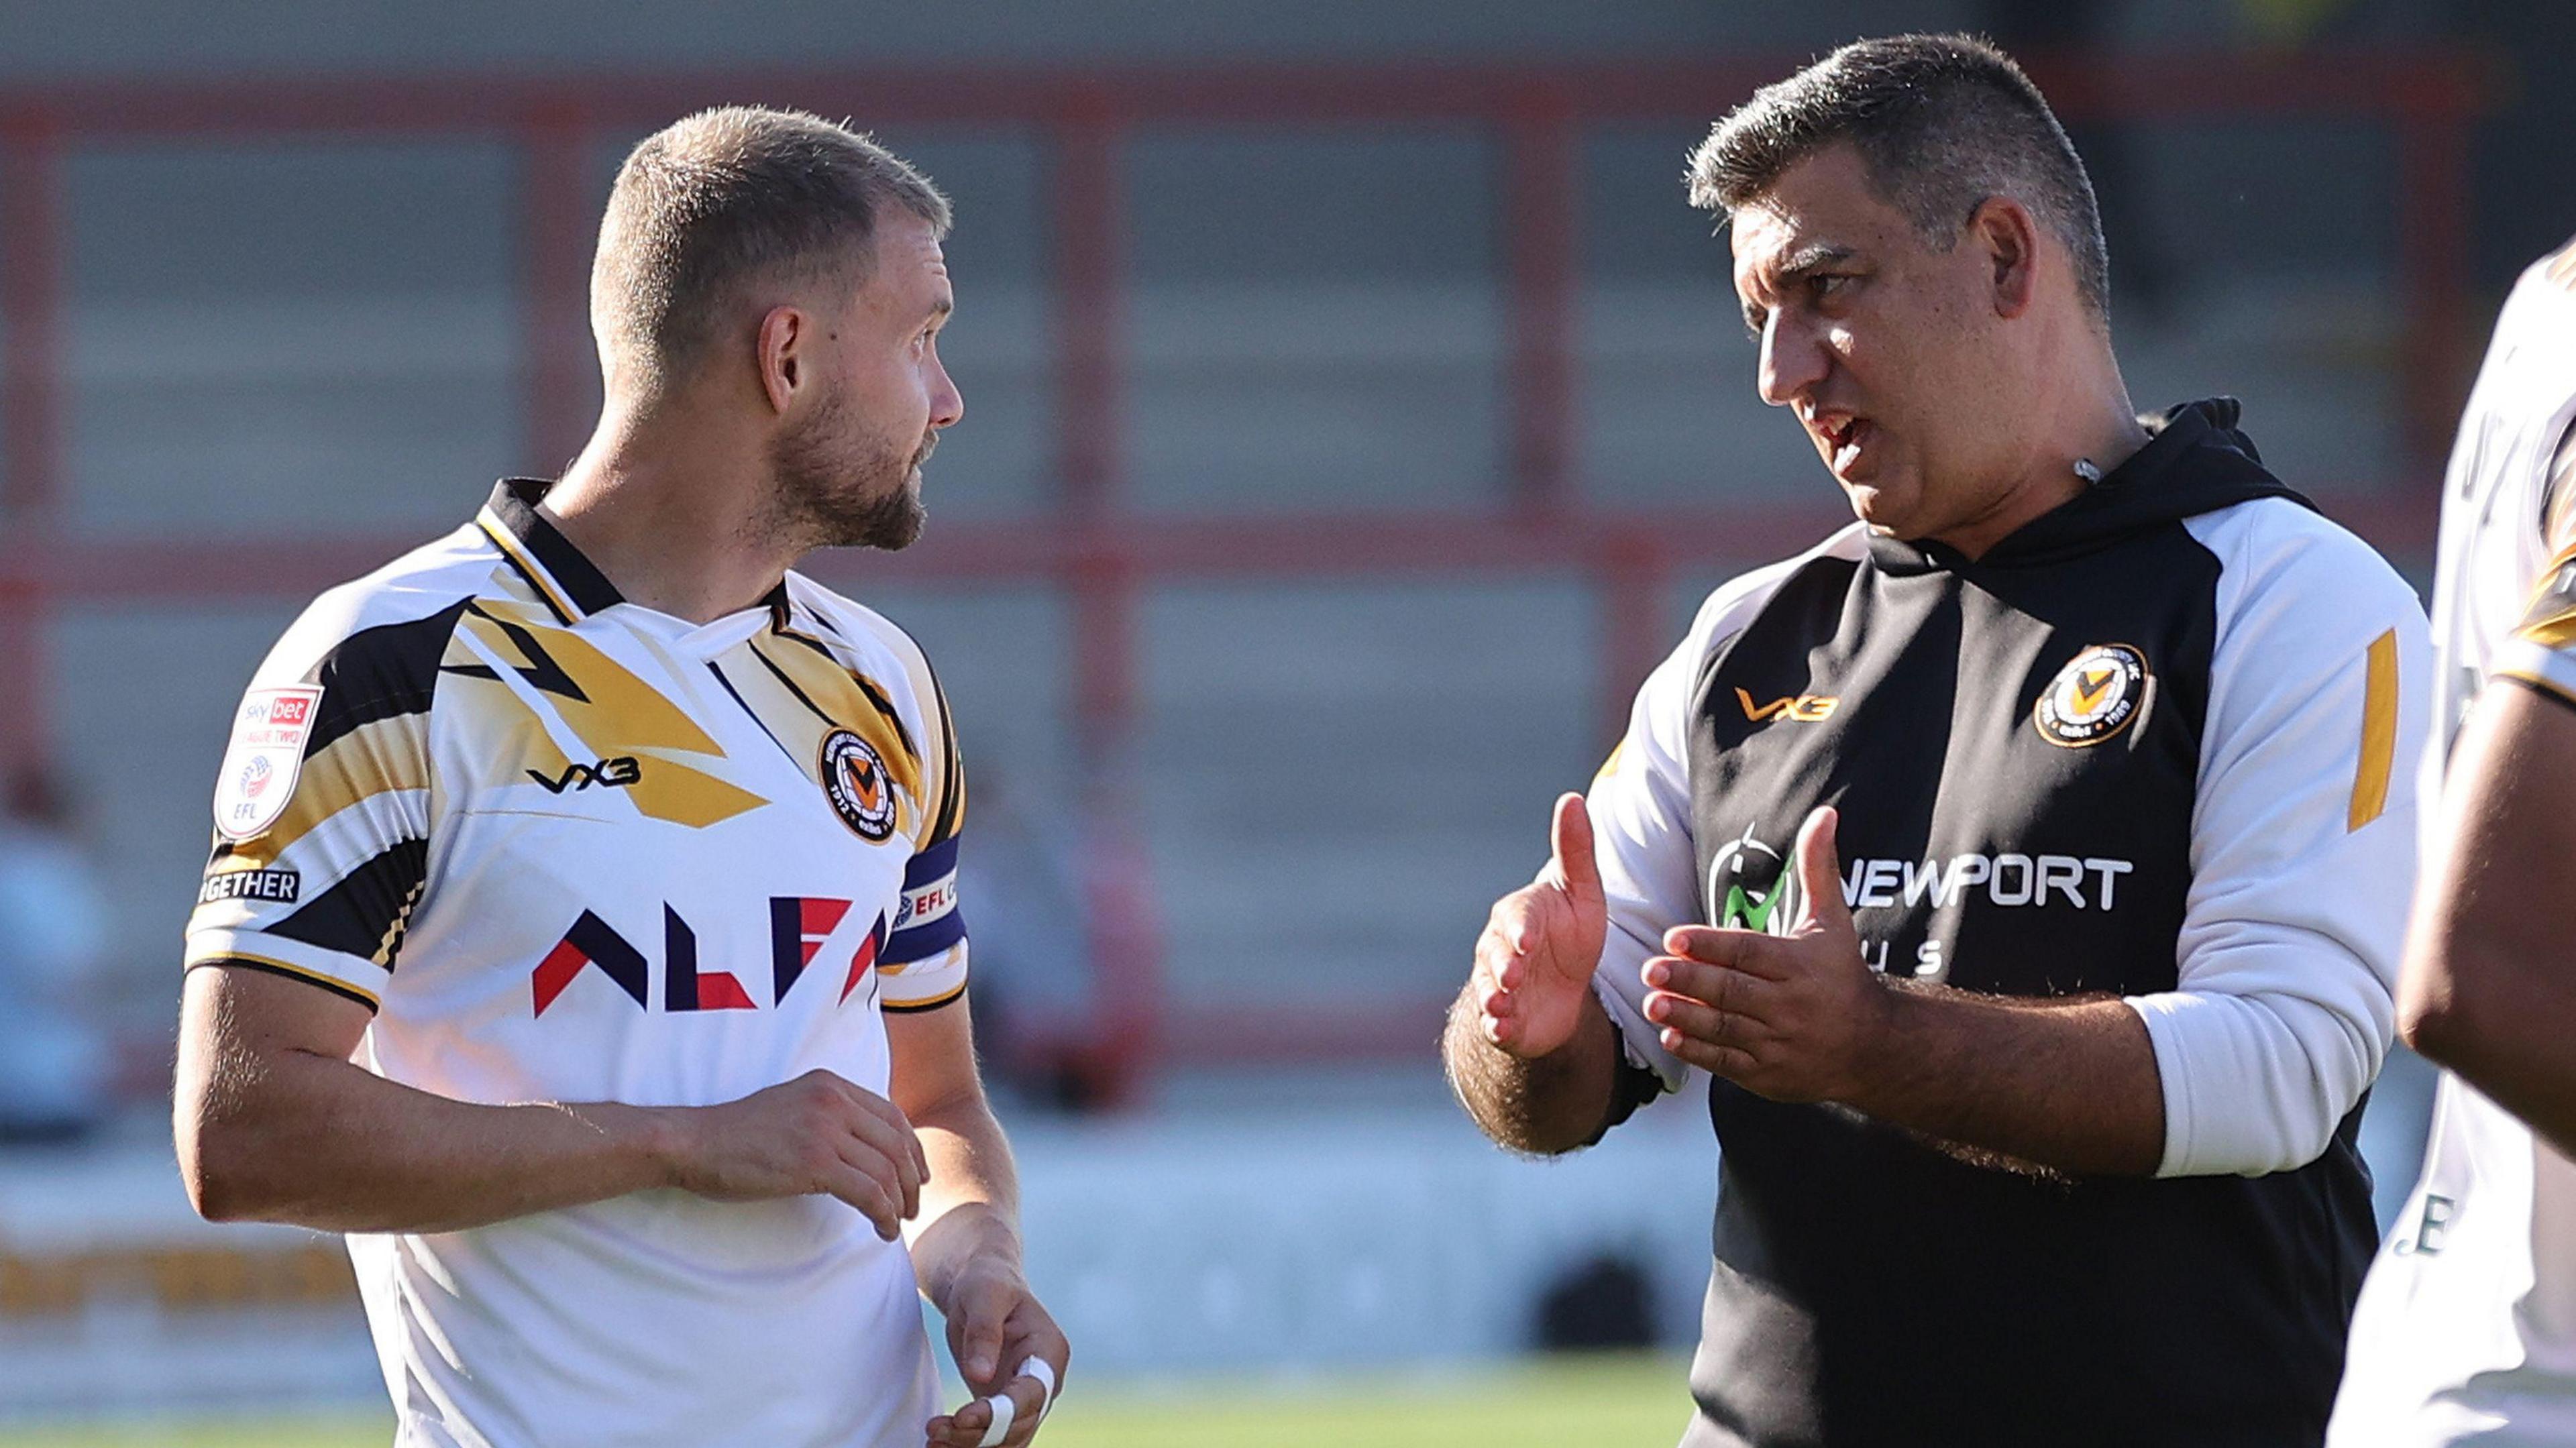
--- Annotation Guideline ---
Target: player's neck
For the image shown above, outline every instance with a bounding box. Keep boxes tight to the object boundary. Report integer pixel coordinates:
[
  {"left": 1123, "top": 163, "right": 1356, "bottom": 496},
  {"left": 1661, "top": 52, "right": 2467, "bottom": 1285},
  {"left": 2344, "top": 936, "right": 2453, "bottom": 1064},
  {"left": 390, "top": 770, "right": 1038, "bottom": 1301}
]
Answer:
[{"left": 542, "top": 408, "right": 799, "bottom": 625}]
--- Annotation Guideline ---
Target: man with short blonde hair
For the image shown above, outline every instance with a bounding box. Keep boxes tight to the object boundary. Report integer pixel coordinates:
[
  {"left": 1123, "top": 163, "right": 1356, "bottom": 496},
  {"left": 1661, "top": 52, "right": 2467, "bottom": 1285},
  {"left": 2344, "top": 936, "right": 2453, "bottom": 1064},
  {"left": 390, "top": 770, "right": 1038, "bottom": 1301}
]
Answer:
[{"left": 175, "top": 107, "right": 1066, "bottom": 1448}]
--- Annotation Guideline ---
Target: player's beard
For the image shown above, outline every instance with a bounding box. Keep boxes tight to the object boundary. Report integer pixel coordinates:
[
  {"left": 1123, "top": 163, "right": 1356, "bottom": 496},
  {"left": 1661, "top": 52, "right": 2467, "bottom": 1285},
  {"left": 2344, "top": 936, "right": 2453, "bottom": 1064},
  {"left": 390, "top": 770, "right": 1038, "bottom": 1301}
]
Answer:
[{"left": 767, "top": 386, "right": 932, "bottom": 553}]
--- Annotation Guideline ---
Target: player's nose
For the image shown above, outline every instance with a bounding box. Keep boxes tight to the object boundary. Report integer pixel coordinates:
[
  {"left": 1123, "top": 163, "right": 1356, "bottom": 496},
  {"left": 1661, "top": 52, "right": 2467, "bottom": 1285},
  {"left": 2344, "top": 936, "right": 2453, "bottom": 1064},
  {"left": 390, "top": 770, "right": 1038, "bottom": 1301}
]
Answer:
[{"left": 929, "top": 356, "right": 964, "bottom": 430}]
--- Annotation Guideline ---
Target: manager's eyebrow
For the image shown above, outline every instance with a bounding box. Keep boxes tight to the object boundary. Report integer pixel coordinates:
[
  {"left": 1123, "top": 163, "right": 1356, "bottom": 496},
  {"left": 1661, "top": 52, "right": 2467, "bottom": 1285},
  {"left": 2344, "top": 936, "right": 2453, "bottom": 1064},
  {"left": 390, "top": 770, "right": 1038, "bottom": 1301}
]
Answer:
[
  {"left": 1739, "top": 242, "right": 1858, "bottom": 335},
  {"left": 1745, "top": 242, "right": 1858, "bottom": 304}
]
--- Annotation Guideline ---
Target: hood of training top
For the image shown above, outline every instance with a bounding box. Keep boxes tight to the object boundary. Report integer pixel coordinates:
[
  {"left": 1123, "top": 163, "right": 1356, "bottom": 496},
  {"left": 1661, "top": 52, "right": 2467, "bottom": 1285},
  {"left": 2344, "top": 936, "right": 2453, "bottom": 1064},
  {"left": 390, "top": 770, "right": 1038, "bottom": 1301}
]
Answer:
[{"left": 1584, "top": 398, "right": 2426, "bottom": 1446}]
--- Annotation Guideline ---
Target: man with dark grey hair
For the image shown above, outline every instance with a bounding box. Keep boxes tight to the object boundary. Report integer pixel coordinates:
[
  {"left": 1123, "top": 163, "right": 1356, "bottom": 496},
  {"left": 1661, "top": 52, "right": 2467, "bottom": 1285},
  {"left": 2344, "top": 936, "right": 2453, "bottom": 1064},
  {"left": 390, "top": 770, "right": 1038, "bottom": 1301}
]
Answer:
[
  {"left": 1446, "top": 35, "right": 2424, "bottom": 1445},
  {"left": 174, "top": 107, "right": 1067, "bottom": 1447}
]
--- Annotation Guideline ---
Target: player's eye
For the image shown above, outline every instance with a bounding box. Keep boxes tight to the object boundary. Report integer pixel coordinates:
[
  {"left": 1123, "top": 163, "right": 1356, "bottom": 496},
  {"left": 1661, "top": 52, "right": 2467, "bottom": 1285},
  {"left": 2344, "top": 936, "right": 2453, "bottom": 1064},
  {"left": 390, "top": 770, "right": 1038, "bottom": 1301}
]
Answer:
[{"left": 1809, "top": 273, "right": 1854, "bottom": 302}]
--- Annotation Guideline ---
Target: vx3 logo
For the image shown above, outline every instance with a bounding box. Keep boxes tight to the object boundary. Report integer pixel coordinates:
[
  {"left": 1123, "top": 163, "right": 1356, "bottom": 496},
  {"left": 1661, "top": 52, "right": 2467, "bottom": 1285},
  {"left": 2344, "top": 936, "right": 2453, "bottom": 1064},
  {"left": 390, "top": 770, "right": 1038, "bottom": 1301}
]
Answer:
[
  {"left": 1735, "top": 687, "right": 1839, "bottom": 724},
  {"left": 529, "top": 756, "right": 643, "bottom": 793},
  {"left": 532, "top": 897, "right": 890, "bottom": 1016}
]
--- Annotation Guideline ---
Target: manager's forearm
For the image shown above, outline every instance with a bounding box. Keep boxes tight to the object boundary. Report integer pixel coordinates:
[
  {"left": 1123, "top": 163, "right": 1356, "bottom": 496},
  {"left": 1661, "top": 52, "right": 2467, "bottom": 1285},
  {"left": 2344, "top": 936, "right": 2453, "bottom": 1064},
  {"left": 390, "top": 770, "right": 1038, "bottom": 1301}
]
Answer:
[
  {"left": 1845, "top": 987, "right": 2166, "bottom": 1177},
  {"left": 1442, "top": 984, "right": 1622, "bottom": 1156},
  {"left": 187, "top": 1045, "right": 678, "bottom": 1233}
]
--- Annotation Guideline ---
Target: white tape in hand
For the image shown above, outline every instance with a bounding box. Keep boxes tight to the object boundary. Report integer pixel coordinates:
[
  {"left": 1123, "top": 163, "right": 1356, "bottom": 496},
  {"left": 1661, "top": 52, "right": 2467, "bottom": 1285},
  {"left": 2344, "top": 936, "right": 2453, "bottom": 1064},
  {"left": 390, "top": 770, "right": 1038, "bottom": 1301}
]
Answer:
[
  {"left": 1019, "top": 1355, "right": 1058, "bottom": 1412},
  {"left": 975, "top": 1390, "right": 1015, "bottom": 1448}
]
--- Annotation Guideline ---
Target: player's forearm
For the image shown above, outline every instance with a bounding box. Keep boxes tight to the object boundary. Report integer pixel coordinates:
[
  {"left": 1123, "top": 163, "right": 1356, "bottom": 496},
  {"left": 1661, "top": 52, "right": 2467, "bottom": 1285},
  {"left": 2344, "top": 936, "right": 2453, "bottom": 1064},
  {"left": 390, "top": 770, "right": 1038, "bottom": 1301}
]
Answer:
[
  {"left": 1442, "top": 983, "right": 1621, "bottom": 1156},
  {"left": 2404, "top": 940, "right": 2576, "bottom": 1160},
  {"left": 905, "top": 1089, "right": 1025, "bottom": 1306},
  {"left": 184, "top": 1045, "right": 680, "bottom": 1233},
  {"left": 1843, "top": 987, "right": 2165, "bottom": 1176}
]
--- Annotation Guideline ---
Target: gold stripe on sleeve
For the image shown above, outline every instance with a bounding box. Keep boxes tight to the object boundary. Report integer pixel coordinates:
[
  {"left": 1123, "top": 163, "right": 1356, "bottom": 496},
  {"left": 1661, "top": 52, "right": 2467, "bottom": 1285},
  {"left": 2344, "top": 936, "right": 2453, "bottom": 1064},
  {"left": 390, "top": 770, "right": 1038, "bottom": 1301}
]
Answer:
[
  {"left": 2348, "top": 629, "right": 2400, "bottom": 832},
  {"left": 189, "top": 952, "right": 383, "bottom": 1010},
  {"left": 882, "top": 981, "right": 967, "bottom": 1013}
]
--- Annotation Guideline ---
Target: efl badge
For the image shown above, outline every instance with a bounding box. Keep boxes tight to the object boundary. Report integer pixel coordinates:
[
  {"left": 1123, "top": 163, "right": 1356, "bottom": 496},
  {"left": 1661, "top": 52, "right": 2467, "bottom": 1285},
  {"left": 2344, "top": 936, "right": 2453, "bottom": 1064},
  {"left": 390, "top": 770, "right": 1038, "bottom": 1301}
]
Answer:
[
  {"left": 213, "top": 685, "right": 323, "bottom": 840},
  {"left": 818, "top": 728, "right": 898, "bottom": 841},
  {"left": 2035, "top": 643, "right": 2151, "bottom": 748}
]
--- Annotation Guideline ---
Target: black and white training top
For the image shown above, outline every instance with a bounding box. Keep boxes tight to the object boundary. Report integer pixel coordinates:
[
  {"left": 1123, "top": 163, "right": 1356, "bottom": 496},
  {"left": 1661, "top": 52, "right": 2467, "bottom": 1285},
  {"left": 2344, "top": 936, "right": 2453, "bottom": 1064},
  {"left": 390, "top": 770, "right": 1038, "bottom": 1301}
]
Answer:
[{"left": 1583, "top": 400, "right": 2430, "bottom": 1447}]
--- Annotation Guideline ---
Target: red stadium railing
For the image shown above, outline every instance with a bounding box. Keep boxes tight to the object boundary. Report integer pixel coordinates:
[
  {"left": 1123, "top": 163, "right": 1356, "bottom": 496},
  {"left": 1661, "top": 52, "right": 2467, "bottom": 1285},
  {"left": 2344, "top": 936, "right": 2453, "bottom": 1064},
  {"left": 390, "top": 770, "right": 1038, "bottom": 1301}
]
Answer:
[{"left": 0, "top": 52, "right": 2489, "bottom": 1103}]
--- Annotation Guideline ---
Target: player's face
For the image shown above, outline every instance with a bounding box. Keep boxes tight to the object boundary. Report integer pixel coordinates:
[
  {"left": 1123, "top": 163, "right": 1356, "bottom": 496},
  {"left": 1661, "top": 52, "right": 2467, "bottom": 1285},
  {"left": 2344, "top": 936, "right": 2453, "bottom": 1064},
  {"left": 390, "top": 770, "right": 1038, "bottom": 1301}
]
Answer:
[
  {"left": 1731, "top": 144, "right": 2022, "bottom": 541},
  {"left": 770, "top": 215, "right": 964, "bottom": 551}
]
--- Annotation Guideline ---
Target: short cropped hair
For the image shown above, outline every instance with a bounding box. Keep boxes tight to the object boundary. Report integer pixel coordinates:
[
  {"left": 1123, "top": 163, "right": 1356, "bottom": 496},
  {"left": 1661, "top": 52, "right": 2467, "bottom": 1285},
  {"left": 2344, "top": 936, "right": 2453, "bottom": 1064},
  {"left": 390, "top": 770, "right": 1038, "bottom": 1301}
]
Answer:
[
  {"left": 592, "top": 106, "right": 951, "bottom": 384},
  {"left": 1686, "top": 34, "right": 2109, "bottom": 321}
]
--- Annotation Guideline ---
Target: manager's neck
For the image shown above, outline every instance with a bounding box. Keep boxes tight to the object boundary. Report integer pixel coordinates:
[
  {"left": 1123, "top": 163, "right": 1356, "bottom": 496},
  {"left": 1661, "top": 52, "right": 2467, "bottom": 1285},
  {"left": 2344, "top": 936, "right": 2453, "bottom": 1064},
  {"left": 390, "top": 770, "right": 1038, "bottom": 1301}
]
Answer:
[{"left": 1924, "top": 349, "right": 2149, "bottom": 561}]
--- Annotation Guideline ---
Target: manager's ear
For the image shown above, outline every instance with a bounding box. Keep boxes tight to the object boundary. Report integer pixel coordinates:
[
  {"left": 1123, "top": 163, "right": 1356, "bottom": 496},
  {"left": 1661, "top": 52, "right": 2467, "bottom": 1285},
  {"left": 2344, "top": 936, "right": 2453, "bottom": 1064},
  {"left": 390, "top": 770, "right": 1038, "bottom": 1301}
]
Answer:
[
  {"left": 1967, "top": 196, "right": 2041, "bottom": 321},
  {"left": 755, "top": 304, "right": 808, "bottom": 416}
]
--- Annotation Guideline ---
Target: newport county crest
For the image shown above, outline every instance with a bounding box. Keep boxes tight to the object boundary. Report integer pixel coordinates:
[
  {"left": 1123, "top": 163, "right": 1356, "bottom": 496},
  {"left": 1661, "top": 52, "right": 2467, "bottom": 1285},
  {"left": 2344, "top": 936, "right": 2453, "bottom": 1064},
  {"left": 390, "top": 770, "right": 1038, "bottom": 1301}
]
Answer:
[
  {"left": 1706, "top": 824, "right": 1801, "bottom": 936},
  {"left": 2035, "top": 643, "right": 2152, "bottom": 748},
  {"left": 818, "top": 728, "right": 900, "bottom": 842}
]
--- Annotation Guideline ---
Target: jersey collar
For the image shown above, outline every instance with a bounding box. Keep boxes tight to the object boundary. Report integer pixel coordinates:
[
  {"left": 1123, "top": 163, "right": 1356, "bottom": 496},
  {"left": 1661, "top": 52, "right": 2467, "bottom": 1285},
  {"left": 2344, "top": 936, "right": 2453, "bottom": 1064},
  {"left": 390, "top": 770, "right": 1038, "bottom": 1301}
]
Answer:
[{"left": 477, "top": 478, "right": 794, "bottom": 628}]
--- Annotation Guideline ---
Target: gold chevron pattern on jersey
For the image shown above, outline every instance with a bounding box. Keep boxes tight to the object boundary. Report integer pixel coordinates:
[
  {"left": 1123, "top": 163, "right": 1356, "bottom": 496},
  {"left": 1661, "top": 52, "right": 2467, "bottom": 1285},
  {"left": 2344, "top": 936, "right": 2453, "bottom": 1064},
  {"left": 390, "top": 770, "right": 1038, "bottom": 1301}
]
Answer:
[
  {"left": 2515, "top": 539, "right": 2576, "bottom": 652},
  {"left": 188, "top": 478, "right": 971, "bottom": 1027},
  {"left": 773, "top": 614, "right": 965, "bottom": 852},
  {"left": 727, "top": 630, "right": 928, "bottom": 843},
  {"left": 446, "top": 602, "right": 768, "bottom": 829}
]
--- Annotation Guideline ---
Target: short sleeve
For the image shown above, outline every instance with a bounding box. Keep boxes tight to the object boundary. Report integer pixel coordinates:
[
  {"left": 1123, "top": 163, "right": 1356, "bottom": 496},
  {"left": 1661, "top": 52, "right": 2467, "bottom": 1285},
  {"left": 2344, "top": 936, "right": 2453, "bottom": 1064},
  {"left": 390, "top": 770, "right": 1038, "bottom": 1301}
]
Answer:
[
  {"left": 182, "top": 598, "right": 458, "bottom": 1012},
  {"left": 879, "top": 663, "right": 967, "bottom": 1011},
  {"left": 2490, "top": 538, "right": 2576, "bottom": 707}
]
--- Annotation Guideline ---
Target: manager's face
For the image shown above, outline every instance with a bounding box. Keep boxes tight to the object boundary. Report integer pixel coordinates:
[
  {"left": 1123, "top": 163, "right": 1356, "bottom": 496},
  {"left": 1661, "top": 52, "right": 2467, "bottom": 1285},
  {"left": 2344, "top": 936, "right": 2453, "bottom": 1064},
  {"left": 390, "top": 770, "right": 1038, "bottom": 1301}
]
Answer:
[{"left": 1730, "top": 142, "right": 2023, "bottom": 543}]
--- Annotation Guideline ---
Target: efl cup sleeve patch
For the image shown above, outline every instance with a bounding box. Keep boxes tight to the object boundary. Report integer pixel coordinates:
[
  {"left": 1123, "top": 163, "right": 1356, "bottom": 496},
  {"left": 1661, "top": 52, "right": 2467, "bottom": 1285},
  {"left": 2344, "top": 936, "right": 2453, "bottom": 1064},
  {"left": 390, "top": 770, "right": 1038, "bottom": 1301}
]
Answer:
[{"left": 213, "top": 685, "right": 325, "bottom": 841}]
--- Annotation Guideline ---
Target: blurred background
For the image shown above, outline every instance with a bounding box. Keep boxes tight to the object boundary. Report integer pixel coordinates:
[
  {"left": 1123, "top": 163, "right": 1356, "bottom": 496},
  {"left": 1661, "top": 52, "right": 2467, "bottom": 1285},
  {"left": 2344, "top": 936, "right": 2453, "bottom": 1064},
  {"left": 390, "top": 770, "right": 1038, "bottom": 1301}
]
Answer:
[{"left": 0, "top": 0, "right": 2558, "bottom": 1441}]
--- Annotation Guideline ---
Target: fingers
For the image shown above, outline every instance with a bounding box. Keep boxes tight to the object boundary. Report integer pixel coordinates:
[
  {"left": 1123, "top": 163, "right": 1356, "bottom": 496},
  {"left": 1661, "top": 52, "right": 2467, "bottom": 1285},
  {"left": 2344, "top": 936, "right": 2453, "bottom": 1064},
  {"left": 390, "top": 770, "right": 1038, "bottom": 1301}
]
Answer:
[
  {"left": 1660, "top": 924, "right": 1800, "bottom": 981},
  {"left": 818, "top": 1159, "right": 903, "bottom": 1241},
  {"left": 834, "top": 1099, "right": 926, "bottom": 1223},
  {"left": 1646, "top": 982, "right": 1762, "bottom": 1051},
  {"left": 1641, "top": 956, "right": 1778, "bottom": 1038},
  {"left": 843, "top": 1084, "right": 932, "bottom": 1188},
  {"left": 1790, "top": 805, "right": 1850, "bottom": 935},
  {"left": 1548, "top": 792, "right": 1601, "bottom": 897},
  {"left": 1659, "top": 1029, "right": 1766, "bottom": 1080},
  {"left": 1479, "top": 901, "right": 1530, "bottom": 993},
  {"left": 924, "top": 1369, "right": 1051, "bottom": 1448},
  {"left": 1473, "top": 890, "right": 1550, "bottom": 1046},
  {"left": 957, "top": 1306, "right": 1006, "bottom": 1388}
]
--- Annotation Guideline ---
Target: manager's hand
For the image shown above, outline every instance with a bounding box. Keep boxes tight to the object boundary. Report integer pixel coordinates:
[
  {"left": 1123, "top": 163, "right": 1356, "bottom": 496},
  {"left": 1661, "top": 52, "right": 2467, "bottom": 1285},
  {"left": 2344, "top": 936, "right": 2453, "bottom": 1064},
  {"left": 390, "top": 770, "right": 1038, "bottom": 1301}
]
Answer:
[
  {"left": 1642, "top": 805, "right": 1894, "bottom": 1103},
  {"left": 1471, "top": 792, "right": 1611, "bottom": 1058},
  {"left": 664, "top": 1068, "right": 928, "bottom": 1241}
]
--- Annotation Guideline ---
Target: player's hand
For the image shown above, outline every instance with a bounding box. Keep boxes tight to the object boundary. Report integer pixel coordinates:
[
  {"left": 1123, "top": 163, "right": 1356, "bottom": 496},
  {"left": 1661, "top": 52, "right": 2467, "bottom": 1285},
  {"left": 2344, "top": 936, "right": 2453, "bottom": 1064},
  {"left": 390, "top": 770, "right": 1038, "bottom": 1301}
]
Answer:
[
  {"left": 1640, "top": 805, "right": 1894, "bottom": 1103},
  {"left": 663, "top": 1068, "right": 928, "bottom": 1241},
  {"left": 924, "top": 1258, "right": 1069, "bottom": 1447},
  {"left": 1471, "top": 792, "right": 1610, "bottom": 1059}
]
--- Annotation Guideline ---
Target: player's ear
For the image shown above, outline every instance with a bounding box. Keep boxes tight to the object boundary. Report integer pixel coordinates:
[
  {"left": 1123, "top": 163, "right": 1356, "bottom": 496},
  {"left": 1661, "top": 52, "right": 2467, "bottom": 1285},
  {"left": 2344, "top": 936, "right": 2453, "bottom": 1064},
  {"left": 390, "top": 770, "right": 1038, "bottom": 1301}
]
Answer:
[
  {"left": 755, "top": 304, "right": 804, "bottom": 415},
  {"left": 1968, "top": 196, "right": 2040, "bottom": 321}
]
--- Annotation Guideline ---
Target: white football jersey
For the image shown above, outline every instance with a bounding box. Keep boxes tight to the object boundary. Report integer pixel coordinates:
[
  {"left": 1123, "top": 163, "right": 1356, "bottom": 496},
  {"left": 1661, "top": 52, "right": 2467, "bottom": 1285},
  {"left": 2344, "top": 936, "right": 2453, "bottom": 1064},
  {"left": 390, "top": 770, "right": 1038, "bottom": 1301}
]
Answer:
[
  {"left": 2330, "top": 243, "right": 2576, "bottom": 1446},
  {"left": 185, "top": 481, "right": 970, "bottom": 1448}
]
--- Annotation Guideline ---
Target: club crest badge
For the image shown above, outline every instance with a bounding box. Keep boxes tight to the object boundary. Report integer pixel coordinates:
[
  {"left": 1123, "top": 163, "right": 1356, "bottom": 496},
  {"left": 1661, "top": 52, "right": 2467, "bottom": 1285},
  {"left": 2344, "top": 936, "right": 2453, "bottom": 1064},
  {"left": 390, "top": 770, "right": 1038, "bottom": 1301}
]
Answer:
[
  {"left": 213, "top": 685, "right": 324, "bottom": 840},
  {"left": 818, "top": 728, "right": 899, "bottom": 841},
  {"left": 2035, "top": 643, "right": 2151, "bottom": 748}
]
